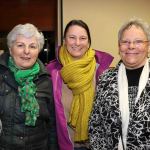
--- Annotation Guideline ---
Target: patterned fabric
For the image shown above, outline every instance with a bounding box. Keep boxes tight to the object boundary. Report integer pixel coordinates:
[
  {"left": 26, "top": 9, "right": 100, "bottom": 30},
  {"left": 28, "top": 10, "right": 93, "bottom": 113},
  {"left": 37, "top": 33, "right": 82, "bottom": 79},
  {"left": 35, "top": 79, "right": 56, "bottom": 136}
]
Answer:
[
  {"left": 89, "top": 60, "right": 150, "bottom": 150},
  {"left": 128, "top": 86, "right": 138, "bottom": 118},
  {"left": 59, "top": 45, "right": 96, "bottom": 142},
  {"left": 8, "top": 56, "right": 40, "bottom": 126}
]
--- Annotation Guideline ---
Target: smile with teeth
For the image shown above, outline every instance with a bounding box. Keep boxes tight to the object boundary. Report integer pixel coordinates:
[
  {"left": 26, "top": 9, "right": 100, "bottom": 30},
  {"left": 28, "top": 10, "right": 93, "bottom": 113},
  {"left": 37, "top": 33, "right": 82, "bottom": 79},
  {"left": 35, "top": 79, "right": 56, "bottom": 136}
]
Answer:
[{"left": 72, "top": 47, "right": 81, "bottom": 51}]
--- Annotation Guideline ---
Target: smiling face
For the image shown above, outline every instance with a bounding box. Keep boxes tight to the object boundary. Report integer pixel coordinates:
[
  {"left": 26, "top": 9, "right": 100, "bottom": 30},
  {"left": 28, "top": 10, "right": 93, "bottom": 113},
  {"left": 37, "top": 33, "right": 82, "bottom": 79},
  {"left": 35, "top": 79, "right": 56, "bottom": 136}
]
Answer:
[
  {"left": 9, "top": 35, "right": 40, "bottom": 69},
  {"left": 64, "top": 25, "right": 89, "bottom": 59},
  {"left": 119, "top": 25, "right": 149, "bottom": 69}
]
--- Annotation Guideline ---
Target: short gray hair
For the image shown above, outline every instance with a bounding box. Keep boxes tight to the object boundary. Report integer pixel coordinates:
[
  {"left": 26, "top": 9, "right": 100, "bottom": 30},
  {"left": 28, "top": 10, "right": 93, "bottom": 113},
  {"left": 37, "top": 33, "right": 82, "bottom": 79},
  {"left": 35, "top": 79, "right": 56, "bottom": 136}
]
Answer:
[
  {"left": 118, "top": 18, "right": 150, "bottom": 42},
  {"left": 7, "top": 23, "right": 44, "bottom": 50}
]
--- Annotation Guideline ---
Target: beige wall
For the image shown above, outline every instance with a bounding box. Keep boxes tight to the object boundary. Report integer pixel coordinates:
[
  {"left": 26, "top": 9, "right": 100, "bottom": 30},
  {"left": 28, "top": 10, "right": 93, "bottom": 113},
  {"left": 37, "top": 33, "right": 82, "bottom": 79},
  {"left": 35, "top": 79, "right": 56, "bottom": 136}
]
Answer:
[{"left": 62, "top": 0, "right": 150, "bottom": 67}]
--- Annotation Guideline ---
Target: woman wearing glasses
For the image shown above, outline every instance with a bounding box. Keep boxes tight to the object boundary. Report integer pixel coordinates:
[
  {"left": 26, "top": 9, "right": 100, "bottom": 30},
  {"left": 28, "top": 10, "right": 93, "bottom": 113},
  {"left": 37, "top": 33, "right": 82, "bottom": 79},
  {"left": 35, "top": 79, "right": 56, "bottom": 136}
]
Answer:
[{"left": 89, "top": 18, "right": 150, "bottom": 150}]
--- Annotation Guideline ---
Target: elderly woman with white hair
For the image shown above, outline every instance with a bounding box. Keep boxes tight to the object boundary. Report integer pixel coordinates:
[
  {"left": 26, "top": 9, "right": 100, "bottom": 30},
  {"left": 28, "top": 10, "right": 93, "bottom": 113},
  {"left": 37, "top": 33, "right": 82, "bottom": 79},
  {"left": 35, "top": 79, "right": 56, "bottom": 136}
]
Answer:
[
  {"left": 89, "top": 18, "right": 150, "bottom": 150},
  {"left": 0, "top": 23, "right": 58, "bottom": 150}
]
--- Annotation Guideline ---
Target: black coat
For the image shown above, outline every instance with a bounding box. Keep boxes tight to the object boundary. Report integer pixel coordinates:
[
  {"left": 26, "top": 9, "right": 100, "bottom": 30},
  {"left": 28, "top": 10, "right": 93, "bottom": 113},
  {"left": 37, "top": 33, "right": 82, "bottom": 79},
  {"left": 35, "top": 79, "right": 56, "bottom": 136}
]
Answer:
[{"left": 0, "top": 52, "right": 59, "bottom": 150}]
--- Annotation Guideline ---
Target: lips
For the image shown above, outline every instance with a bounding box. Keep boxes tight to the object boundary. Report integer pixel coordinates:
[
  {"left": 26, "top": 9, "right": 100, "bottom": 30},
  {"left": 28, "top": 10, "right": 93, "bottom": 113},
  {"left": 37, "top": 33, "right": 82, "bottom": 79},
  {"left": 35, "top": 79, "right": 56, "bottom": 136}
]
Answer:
[
  {"left": 121, "top": 50, "right": 139, "bottom": 55},
  {"left": 126, "top": 52, "right": 138, "bottom": 54},
  {"left": 21, "top": 57, "right": 30, "bottom": 60},
  {"left": 71, "top": 47, "right": 82, "bottom": 51}
]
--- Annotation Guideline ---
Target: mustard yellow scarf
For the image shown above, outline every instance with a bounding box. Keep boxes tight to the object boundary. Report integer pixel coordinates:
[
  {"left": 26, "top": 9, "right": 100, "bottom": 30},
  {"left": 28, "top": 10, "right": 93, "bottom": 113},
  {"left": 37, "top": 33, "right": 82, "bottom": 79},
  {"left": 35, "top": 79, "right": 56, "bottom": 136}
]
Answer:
[{"left": 59, "top": 45, "right": 96, "bottom": 142}]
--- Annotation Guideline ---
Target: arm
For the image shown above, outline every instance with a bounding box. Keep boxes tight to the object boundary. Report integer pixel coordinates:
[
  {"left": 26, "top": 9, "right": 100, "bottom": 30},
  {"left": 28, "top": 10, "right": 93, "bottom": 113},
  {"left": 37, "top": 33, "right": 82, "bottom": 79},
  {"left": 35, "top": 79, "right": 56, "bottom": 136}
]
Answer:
[
  {"left": 36, "top": 58, "right": 59, "bottom": 149},
  {"left": 95, "top": 50, "right": 114, "bottom": 81},
  {"left": 46, "top": 79, "right": 59, "bottom": 150},
  {"left": 89, "top": 74, "right": 106, "bottom": 150}
]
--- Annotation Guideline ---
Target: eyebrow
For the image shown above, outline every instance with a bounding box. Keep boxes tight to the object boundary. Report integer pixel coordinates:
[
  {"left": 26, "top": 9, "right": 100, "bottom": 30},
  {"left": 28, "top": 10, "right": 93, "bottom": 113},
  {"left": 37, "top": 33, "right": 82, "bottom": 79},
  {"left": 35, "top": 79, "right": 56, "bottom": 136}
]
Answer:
[
  {"left": 15, "top": 42, "right": 37, "bottom": 45},
  {"left": 67, "top": 35, "right": 88, "bottom": 37}
]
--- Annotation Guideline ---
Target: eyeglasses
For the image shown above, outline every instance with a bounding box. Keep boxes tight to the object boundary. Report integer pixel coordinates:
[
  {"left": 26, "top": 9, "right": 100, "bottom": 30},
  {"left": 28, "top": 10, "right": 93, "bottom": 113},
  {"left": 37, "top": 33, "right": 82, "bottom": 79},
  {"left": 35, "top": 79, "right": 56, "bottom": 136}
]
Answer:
[{"left": 120, "top": 40, "right": 149, "bottom": 47}]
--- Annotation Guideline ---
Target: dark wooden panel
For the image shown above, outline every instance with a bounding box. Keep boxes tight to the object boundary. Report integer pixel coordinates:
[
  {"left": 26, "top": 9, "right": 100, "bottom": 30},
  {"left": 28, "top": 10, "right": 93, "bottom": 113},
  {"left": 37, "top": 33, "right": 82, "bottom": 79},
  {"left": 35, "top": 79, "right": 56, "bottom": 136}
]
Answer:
[{"left": 0, "top": 0, "right": 57, "bottom": 31}]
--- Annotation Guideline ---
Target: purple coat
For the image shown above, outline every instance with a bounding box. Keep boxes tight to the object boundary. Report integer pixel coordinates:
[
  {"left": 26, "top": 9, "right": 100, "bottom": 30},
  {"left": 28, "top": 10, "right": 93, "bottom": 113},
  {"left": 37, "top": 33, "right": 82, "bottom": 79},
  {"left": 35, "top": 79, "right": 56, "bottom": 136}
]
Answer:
[{"left": 46, "top": 49, "right": 113, "bottom": 150}]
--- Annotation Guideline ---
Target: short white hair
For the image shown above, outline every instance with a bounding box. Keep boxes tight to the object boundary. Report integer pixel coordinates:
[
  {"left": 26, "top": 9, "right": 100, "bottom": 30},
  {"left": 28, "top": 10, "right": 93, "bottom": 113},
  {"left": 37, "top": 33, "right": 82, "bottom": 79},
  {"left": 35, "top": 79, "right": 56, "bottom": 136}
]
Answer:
[
  {"left": 7, "top": 23, "right": 45, "bottom": 51},
  {"left": 118, "top": 18, "right": 150, "bottom": 42}
]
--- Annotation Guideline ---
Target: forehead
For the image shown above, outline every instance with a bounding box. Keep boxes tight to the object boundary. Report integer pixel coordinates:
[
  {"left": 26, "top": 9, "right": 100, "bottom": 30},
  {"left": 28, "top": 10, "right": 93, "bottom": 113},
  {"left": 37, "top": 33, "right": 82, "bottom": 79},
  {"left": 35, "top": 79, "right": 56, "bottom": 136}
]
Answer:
[
  {"left": 122, "top": 25, "right": 147, "bottom": 38},
  {"left": 66, "top": 25, "right": 88, "bottom": 36},
  {"left": 15, "top": 35, "right": 38, "bottom": 43}
]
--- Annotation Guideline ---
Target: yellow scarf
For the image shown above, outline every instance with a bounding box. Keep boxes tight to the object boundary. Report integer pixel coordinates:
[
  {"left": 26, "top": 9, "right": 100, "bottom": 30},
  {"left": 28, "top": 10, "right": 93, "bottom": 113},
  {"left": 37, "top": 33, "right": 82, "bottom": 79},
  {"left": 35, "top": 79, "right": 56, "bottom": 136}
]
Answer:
[{"left": 59, "top": 45, "right": 96, "bottom": 142}]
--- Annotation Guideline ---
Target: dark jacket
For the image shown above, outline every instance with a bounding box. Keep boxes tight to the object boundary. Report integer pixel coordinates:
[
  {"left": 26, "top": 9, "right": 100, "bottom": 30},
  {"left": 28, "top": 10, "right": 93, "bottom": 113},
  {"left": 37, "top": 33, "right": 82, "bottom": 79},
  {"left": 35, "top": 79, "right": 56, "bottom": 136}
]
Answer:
[{"left": 0, "top": 52, "right": 59, "bottom": 150}]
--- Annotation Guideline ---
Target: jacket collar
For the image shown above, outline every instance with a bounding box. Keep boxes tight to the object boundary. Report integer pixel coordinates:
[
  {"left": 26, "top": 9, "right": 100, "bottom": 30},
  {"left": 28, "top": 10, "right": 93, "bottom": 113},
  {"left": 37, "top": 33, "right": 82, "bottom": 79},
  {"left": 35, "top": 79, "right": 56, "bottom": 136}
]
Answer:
[
  {"left": 0, "top": 52, "right": 49, "bottom": 89},
  {"left": 0, "top": 52, "right": 18, "bottom": 90}
]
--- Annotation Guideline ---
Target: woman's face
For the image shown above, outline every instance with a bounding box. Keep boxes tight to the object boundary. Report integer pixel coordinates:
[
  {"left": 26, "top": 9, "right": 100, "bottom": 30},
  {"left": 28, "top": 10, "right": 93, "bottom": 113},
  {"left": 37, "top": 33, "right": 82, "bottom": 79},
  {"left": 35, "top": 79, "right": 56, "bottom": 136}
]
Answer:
[
  {"left": 64, "top": 25, "right": 89, "bottom": 59},
  {"left": 9, "top": 35, "right": 40, "bottom": 69},
  {"left": 119, "top": 25, "right": 149, "bottom": 69}
]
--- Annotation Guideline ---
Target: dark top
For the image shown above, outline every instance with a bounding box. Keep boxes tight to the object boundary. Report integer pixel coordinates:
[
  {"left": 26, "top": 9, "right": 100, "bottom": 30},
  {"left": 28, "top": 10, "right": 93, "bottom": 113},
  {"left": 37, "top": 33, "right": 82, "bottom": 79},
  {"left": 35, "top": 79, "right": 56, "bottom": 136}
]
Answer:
[{"left": 126, "top": 66, "right": 144, "bottom": 86}]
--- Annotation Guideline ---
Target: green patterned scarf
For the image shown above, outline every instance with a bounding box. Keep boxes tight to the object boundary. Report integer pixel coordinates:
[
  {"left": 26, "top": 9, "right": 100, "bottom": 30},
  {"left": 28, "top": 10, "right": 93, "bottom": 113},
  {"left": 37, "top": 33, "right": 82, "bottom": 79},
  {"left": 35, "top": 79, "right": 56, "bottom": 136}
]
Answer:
[{"left": 8, "top": 56, "right": 40, "bottom": 126}]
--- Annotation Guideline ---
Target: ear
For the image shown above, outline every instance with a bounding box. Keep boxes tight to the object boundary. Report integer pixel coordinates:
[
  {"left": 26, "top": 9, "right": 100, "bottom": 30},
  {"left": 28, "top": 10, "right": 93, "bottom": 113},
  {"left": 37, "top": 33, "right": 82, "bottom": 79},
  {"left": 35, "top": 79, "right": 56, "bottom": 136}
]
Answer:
[
  {"left": 118, "top": 46, "right": 121, "bottom": 55},
  {"left": 9, "top": 48, "right": 12, "bottom": 55},
  {"left": 148, "top": 41, "right": 150, "bottom": 49},
  {"left": 147, "top": 43, "right": 150, "bottom": 57},
  {"left": 63, "top": 39, "right": 66, "bottom": 45}
]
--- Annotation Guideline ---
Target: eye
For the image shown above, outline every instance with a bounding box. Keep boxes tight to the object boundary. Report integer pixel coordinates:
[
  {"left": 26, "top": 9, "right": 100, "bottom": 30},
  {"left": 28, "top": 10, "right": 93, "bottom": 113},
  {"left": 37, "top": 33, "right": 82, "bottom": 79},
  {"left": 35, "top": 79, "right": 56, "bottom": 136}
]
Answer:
[
  {"left": 68, "top": 36, "right": 76, "bottom": 39},
  {"left": 120, "top": 40, "right": 129, "bottom": 45},
  {"left": 16, "top": 43, "right": 24, "bottom": 48},
  {"left": 31, "top": 45, "right": 37, "bottom": 49},
  {"left": 134, "top": 40, "right": 143, "bottom": 44},
  {"left": 80, "top": 37, "right": 87, "bottom": 40},
  {"left": 29, "top": 44, "right": 38, "bottom": 49},
  {"left": 14, "top": 42, "right": 25, "bottom": 48}
]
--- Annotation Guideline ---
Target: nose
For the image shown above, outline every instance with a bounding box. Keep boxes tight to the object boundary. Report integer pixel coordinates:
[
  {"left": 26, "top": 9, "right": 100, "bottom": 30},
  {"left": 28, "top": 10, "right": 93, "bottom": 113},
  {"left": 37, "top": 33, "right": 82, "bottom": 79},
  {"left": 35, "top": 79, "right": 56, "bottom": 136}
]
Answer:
[
  {"left": 75, "top": 38, "right": 80, "bottom": 45},
  {"left": 128, "top": 42, "right": 135, "bottom": 49},
  {"left": 24, "top": 46, "right": 30, "bottom": 54}
]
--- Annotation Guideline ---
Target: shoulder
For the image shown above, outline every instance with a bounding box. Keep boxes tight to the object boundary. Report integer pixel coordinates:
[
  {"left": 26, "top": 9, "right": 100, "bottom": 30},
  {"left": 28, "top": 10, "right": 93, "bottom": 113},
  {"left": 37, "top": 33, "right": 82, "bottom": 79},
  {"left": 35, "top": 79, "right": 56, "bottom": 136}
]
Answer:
[
  {"left": 0, "top": 53, "right": 12, "bottom": 82},
  {"left": 0, "top": 52, "right": 9, "bottom": 70},
  {"left": 95, "top": 49, "right": 114, "bottom": 65},
  {"left": 94, "top": 49, "right": 114, "bottom": 76},
  {"left": 46, "top": 59, "right": 62, "bottom": 74},
  {"left": 98, "top": 67, "right": 118, "bottom": 84},
  {"left": 36, "top": 71, "right": 53, "bottom": 98}
]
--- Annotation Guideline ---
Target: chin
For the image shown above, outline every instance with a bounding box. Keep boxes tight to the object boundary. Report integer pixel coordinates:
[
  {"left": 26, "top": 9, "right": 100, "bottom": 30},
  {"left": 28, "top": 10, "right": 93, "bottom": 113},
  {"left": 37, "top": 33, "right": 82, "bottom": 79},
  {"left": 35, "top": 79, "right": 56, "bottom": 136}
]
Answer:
[{"left": 19, "top": 65, "right": 31, "bottom": 70}]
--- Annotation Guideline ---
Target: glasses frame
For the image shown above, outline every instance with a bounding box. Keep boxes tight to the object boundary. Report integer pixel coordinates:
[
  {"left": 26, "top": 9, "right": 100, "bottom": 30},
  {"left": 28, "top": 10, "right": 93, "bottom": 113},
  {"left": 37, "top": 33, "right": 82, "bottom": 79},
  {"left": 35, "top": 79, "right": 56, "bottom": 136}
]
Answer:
[{"left": 119, "top": 40, "right": 149, "bottom": 47}]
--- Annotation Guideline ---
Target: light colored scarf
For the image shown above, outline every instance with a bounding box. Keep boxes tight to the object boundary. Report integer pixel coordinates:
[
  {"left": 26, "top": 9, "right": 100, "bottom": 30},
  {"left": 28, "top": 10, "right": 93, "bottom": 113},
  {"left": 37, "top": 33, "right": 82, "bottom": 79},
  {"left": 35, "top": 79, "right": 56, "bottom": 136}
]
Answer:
[
  {"left": 59, "top": 45, "right": 96, "bottom": 142},
  {"left": 118, "top": 59, "right": 149, "bottom": 149}
]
